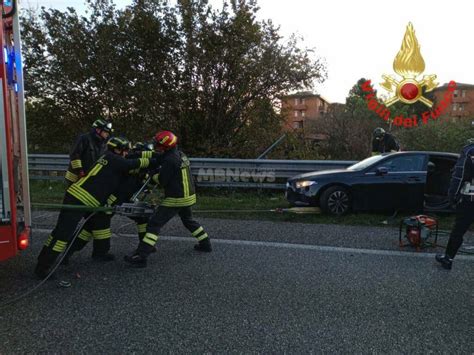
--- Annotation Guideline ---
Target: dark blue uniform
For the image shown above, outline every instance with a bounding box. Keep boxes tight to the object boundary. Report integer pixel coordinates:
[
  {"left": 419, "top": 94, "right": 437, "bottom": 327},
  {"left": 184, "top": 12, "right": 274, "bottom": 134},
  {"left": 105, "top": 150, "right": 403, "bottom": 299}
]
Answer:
[
  {"left": 125, "top": 147, "right": 211, "bottom": 267},
  {"left": 65, "top": 131, "right": 105, "bottom": 185},
  {"left": 371, "top": 132, "right": 400, "bottom": 155},
  {"left": 444, "top": 143, "right": 474, "bottom": 260},
  {"left": 35, "top": 151, "right": 151, "bottom": 278}
]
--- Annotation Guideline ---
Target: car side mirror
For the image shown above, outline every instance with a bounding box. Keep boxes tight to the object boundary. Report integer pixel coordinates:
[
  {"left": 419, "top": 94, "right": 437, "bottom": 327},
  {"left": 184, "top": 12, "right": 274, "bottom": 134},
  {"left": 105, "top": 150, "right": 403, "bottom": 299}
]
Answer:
[{"left": 375, "top": 167, "right": 388, "bottom": 176}]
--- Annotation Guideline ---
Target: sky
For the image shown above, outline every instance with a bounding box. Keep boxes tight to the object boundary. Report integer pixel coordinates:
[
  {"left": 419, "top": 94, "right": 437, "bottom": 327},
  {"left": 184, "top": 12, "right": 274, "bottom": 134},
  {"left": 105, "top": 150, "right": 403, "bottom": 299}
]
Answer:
[{"left": 23, "top": 0, "right": 474, "bottom": 103}]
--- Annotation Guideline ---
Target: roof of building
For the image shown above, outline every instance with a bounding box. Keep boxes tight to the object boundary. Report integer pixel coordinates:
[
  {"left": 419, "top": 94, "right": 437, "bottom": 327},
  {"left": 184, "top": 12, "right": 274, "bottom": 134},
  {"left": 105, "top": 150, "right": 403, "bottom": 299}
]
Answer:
[
  {"left": 280, "top": 91, "right": 330, "bottom": 103},
  {"left": 433, "top": 82, "right": 474, "bottom": 91}
]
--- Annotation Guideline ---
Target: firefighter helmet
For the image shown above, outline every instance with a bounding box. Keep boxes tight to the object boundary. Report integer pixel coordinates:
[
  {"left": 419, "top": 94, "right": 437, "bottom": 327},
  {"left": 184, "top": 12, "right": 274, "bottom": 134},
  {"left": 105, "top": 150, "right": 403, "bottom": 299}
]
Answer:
[
  {"left": 133, "top": 141, "right": 154, "bottom": 152},
  {"left": 107, "top": 136, "right": 131, "bottom": 152},
  {"left": 92, "top": 119, "right": 114, "bottom": 133},
  {"left": 153, "top": 131, "right": 178, "bottom": 150},
  {"left": 373, "top": 127, "right": 385, "bottom": 139}
]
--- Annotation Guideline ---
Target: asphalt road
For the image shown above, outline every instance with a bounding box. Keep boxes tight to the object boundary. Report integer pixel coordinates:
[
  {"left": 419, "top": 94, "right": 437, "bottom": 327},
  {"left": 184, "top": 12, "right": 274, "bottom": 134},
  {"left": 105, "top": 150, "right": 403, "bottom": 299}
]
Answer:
[{"left": 0, "top": 214, "right": 473, "bottom": 353}]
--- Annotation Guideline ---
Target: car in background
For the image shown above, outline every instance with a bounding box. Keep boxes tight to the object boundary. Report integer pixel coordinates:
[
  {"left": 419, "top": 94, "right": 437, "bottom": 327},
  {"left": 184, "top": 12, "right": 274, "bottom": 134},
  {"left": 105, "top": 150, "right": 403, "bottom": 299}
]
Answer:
[{"left": 286, "top": 151, "right": 458, "bottom": 215}]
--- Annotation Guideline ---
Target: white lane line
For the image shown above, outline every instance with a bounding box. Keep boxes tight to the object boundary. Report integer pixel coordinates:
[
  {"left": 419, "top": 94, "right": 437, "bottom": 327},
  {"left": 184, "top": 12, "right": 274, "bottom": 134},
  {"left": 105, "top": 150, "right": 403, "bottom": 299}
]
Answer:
[{"left": 33, "top": 228, "right": 474, "bottom": 261}]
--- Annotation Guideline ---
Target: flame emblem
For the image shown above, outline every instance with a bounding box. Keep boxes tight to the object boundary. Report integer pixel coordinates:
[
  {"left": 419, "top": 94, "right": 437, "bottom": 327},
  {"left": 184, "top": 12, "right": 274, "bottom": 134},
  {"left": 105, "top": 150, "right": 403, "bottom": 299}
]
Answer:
[{"left": 381, "top": 23, "right": 437, "bottom": 107}]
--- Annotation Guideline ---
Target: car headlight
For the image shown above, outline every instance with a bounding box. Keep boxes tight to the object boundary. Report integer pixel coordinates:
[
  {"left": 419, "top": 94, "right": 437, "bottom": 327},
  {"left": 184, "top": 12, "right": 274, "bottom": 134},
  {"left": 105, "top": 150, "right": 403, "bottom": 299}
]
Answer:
[{"left": 295, "top": 180, "right": 317, "bottom": 189}]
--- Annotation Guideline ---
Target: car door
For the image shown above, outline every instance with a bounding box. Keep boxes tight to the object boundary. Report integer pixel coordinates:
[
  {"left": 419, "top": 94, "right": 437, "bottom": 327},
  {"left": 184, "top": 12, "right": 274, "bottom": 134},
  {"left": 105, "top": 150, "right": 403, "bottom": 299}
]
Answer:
[{"left": 353, "top": 154, "right": 427, "bottom": 211}]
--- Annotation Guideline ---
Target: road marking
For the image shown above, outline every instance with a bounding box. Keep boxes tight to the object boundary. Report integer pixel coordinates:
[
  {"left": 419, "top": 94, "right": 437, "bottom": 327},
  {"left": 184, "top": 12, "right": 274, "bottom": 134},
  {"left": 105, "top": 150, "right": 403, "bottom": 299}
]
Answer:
[{"left": 34, "top": 228, "right": 474, "bottom": 261}]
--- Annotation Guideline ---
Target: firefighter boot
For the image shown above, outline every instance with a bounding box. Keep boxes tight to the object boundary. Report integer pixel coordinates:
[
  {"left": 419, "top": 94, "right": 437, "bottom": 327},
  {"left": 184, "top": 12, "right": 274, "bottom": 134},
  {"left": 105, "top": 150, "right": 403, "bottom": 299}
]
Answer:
[
  {"left": 194, "top": 237, "right": 212, "bottom": 252},
  {"left": 123, "top": 252, "right": 147, "bottom": 268},
  {"left": 435, "top": 254, "right": 453, "bottom": 270}
]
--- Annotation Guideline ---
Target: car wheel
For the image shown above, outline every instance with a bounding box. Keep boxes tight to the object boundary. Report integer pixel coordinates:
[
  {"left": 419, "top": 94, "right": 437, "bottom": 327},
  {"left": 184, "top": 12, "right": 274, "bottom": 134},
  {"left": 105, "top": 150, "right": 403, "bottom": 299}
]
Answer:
[{"left": 320, "top": 186, "right": 351, "bottom": 216}]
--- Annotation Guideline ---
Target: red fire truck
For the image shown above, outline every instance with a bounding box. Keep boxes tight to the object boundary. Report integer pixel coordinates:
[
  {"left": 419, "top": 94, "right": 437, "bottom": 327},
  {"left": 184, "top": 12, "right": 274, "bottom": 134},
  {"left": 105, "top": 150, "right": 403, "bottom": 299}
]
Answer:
[{"left": 0, "top": 0, "right": 31, "bottom": 261}]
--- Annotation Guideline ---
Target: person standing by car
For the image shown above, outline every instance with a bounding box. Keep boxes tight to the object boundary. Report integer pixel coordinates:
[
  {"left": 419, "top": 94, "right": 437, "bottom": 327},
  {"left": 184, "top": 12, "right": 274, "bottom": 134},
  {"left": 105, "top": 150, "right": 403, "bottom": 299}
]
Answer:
[
  {"left": 435, "top": 140, "right": 474, "bottom": 270},
  {"left": 371, "top": 127, "right": 400, "bottom": 155}
]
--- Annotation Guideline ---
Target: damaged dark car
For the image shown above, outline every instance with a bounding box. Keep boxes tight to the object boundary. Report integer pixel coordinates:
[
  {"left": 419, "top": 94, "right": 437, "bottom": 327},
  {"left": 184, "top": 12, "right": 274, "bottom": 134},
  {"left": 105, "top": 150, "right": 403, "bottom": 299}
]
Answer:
[{"left": 286, "top": 151, "right": 458, "bottom": 215}]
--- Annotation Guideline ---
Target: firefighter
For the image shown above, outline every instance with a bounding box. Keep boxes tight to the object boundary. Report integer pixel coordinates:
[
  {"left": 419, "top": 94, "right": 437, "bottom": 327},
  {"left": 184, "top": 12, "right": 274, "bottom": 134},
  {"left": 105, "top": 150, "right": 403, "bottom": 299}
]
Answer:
[
  {"left": 56, "top": 119, "right": 114, "bottom": 264},
  {"left": 124, "top": 131, "right": 212, "bottom": 268},
  {"left": 62, "top": 142, "right": 161, "bottom": 264},
  {"left": 435, "top": 139, "right": 474, "bottom": 270},
  {"left": 65, "top": 119, "right": 113, "bottom": 186},
  {"left": 371, "top": 127, "right": 400, "bottom": 155},
  {"left": 34, "top": 137, "right": 153, "bottom": 279}
]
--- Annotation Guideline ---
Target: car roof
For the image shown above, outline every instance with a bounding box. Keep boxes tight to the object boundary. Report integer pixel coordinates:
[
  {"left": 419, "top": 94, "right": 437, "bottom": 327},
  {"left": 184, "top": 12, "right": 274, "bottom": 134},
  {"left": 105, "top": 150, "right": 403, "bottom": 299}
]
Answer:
[{"left": 380, "top": 151, "right": 459, "bottom": 158}]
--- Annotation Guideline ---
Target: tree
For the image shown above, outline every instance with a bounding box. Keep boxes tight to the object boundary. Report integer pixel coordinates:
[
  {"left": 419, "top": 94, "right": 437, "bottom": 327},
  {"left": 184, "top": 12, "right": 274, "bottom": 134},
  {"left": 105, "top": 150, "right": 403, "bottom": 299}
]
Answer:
[
  {"left": 315, "top": 79, "right": 384, "bottom": 160},
  {"left": 21, "top": 0, "right": 326, "bottom": 156}
]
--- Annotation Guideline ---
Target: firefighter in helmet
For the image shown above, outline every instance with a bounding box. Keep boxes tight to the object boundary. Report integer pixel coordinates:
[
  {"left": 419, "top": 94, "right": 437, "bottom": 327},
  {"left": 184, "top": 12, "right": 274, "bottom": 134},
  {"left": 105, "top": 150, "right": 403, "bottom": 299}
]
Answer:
[
  {"left": 35, "top": 136, "right": 153, "bottom": 279},
  {"left": 124, "top": 131, "right": 212, "bottom": 268},
  {"left": 436, "top": 138, "right": 474, "bottom": 269},
  {"left": 371, "top": 127, "right": 400, "bottom": 156},
  {"left": 61, "top": 141, "right": 162, "bottom": 264},
  {"left": 65, "top": 119, "right": 114, "bottom": 186}
]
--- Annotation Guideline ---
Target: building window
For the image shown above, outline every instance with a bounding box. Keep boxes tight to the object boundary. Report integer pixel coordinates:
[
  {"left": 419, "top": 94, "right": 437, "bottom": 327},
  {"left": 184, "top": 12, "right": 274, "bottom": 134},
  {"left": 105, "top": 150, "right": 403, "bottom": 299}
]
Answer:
[
  {"left": 301, "top": 110, "right": 305, "bottom": 117},
  {"left": 293, "top": 121, "right": 303, "bottom": 129},
  {"left": 300, "top": 98, "right": 305, "bottom": 104},
  {"left": 462, "top": 90, "right": 466, "bottom": 98},
  {"left": 454, "top": 90, "right": 459, "bottom": 98},
  {"left": 294, "top": 110, "right": 298, "bottom": 117},
  {"left": 294, "top": 98, "right": 298, "bottom": 105},
  {"left": 452, "top": 103, "right": 458, "bottom": 111},
  {"left": 459, "top": 104, "right": 464, "bottom": 111}
]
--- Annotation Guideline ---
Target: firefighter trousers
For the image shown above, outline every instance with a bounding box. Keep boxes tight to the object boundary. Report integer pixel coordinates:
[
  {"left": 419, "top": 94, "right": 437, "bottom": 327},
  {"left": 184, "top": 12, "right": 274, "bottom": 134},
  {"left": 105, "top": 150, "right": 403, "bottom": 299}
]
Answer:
[
  {"left": 67, "top": 214, "right": 148, "bottom": 257},
  {"left": 445, "top": 200, "right": 474, "bottom": 259},
  {"left": 66, "top": 212, "right": 113, "bottom": 257},
  {"left": 36, "top": 193, "right": 90, "bottom": 271},
  {"left": 137, "top": 205, "right": 209, "bottom": 256}
]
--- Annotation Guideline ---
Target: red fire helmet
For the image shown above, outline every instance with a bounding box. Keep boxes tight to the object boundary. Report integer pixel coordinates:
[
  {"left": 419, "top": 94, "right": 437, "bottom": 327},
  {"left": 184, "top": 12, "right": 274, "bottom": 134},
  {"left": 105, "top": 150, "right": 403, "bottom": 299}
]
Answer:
[{"left": 153, "top": 131, "right": 178, "bottom": 150}]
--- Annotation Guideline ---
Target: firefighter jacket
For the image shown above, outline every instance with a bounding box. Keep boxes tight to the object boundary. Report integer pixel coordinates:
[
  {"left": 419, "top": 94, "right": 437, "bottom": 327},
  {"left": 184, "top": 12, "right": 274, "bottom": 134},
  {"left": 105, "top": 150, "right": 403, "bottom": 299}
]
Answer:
[
  {"left": 152, "top": 147, "right": 196, "bottom": 207},
  {"left": 372, "top": 133, "right": 400, "bottom": 154},
  {"left": 448, "top": 143, "right": 474, "bottom": 203},
  {"left": 65, "top": 131, "right": 105, "bottom": 185},
  {"left": 108, "top": 151, "right": 163, "bottom": 206},
  {"left": 67, "top": 150, "right": 151, "bottom": 207}
]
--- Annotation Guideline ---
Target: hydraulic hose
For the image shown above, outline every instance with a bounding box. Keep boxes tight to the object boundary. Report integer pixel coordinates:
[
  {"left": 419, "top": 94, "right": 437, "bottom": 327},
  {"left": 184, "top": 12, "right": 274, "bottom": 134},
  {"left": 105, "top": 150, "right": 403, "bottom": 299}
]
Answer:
[{"left": 0, "top": 213, "right": 96, "bottom": 309}]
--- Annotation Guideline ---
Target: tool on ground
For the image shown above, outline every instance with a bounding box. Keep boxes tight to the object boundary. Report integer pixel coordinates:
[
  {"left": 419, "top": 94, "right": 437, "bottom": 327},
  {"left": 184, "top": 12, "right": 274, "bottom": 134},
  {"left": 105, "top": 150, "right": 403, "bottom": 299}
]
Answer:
[{"left": 399, "top": 215, "right": 438, "bottom": 251}]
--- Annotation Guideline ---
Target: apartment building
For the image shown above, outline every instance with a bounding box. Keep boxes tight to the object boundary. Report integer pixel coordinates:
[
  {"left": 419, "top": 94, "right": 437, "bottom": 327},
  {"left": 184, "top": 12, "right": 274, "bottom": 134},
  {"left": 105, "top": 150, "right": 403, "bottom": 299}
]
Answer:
[
  {"left": 280, "top": 91, "right": 330, "bottom": 132},
  {"left": 432, "top": 82, "right": 474, "bottom": 119}
]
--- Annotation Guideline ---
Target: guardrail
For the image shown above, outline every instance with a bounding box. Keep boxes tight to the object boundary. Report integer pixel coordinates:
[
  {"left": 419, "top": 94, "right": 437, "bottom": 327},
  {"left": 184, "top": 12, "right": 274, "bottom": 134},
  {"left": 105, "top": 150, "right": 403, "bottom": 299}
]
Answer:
[{"left": 28, "top": 154, "right": 357, "bottom": 189}]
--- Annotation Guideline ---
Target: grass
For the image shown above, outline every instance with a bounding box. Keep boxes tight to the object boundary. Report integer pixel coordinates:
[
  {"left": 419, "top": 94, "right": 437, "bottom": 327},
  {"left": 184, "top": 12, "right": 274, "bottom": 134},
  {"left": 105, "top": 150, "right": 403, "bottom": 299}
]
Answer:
[{"left": 29, "top": 180, "right": 458, "bottom": 231}]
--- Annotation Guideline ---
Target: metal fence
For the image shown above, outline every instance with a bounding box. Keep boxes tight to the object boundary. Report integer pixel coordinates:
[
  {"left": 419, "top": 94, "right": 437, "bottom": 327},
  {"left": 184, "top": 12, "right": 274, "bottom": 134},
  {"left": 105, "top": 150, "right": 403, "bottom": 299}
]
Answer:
[{"left": 28, "top": 154, "right": 357, "bottom": 189}]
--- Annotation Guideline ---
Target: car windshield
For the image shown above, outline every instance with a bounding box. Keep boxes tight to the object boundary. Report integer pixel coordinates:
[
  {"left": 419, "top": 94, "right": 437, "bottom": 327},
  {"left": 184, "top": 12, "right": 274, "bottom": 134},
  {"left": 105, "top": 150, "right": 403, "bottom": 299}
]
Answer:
[{"left": 347, "top": 155, "right": 386, "bottom": 171}]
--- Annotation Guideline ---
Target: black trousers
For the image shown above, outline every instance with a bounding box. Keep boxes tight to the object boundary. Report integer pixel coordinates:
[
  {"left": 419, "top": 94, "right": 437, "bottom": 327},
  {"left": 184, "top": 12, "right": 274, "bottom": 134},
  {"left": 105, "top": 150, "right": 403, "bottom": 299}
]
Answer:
[
  {"left": 67, "top": 212, "right": 113, "bottom": 257},
  {"left": 68, "top": 214, "right": 149, "bottom": 256},
  {"left": 36, "top": 193, "right": 89, "bottom": 270},
  {"left": 138, "top": 205, "right": 208, "bottom": 256},
  {"left": 445, "top": 200, "right": 474, "bottom": 259}
]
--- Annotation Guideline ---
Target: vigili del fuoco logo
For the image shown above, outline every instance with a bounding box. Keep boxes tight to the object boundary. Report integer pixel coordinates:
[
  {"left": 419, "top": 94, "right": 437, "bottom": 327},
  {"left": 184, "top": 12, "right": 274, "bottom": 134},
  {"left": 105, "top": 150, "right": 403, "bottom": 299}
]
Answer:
[{"left": 360, "top": 22, "right": 456, "bottom": 128}]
